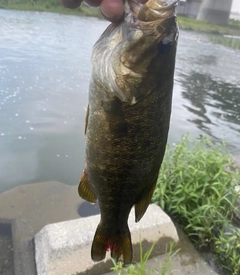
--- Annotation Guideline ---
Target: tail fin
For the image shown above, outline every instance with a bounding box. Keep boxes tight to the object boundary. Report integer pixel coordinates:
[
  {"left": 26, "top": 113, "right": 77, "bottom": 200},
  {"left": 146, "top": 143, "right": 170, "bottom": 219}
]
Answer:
[{"left": 91, "top": 223, "right": 132, "bottom": 264}]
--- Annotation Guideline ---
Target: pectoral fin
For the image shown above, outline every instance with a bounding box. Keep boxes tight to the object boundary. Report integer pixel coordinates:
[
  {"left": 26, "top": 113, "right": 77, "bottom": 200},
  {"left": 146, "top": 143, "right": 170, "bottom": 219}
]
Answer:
[
  {"left": 78, "top": 169, "right": 97, "bottom": 203},
  {"left": 135, "top": 183, "right": 156, "bottom": 222}
]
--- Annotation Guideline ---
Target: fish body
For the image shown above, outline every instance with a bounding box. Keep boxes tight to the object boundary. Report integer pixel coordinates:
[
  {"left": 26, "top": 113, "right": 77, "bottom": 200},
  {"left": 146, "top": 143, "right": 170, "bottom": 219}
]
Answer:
[{"left": 79, "top": 0, "right": 179, "bottom": 264}]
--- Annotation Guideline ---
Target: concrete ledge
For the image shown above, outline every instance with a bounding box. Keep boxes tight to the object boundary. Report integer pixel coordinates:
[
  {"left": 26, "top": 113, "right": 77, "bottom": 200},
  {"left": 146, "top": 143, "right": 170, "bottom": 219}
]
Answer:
[{"left": 34, "top": 204, "right": 179, "bottom": 275}]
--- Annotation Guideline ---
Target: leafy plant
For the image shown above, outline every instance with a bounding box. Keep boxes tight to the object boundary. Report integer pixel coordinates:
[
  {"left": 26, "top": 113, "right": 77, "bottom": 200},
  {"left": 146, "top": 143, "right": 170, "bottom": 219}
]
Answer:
[
  {"left": 215, "top": 226, "right": 240, "bottom": 275},
  {"left": 111, "top": 241, "right": 178, "bottom": 275},
  {"left": 111, "top": 241, "right": 155, "bottom": 275},
  {"left": 157, "top": 242, "right": 179, "bottom": 275},
  {"left": 152, "top": 134, "right": 240, "bottom": 274},
  {"left": 209, "top": 35, "right": 240, "bottom": 50}
]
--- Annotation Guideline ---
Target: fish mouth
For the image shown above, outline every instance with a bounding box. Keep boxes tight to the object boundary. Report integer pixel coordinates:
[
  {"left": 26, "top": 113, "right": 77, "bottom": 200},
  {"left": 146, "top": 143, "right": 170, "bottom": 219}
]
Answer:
[
  {"left": 91, "top": 0, "right": 179, "bottom": 105},
  {"left": 126, "top": 0, "right": 179, "bottom": 22}
]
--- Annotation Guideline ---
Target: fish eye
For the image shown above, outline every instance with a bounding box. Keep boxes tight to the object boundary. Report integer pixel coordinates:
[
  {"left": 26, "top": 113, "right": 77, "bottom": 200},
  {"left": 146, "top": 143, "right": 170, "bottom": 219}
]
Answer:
[
  {"left": 158, "top": 38, "right": 173, "bottom": 54},
  {"left": 157, "top": 31, "right": 176, "bottom": 54}
]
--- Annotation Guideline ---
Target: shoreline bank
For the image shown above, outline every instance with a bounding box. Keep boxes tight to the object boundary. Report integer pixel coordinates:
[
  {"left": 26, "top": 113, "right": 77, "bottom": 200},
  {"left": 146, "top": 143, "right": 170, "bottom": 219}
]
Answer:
[{"left": 0, "top": 5, "right": 240, "bottom": 36}]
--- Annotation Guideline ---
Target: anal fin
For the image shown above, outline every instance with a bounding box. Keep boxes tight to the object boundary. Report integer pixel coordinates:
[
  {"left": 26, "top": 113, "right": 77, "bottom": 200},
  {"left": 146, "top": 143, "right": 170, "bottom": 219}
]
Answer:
[
  {"left": 78, "top": 169, "right": 97, "bottom": 203},
  {"left": 135, "top": 183, "right": 156, "bottom": 222}
]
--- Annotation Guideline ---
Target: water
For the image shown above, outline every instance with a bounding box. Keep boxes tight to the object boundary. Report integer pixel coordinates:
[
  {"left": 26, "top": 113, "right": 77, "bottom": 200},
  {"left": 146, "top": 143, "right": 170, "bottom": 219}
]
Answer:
[
  {"left": 0, "top": 9, "right": 240, "bottom": 194},
  {"left": 172, "top": 30, "right": 240, "bottom": 151}
]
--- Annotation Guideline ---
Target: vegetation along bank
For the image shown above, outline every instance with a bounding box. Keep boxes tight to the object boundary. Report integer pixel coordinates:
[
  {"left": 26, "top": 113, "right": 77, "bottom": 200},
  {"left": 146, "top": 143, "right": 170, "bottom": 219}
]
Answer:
[
  {"left": 0, "top": 0, "right": 240, "bottom": 37},
  {"left": 153, "top": 135, "right": 240, "bottom": 275}
]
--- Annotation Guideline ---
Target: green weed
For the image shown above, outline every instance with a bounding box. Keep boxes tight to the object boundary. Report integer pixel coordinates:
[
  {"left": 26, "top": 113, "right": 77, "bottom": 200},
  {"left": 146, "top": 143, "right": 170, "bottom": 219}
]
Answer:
[
  {"left": 215, "top": 226, "right": 240, "bottom": 275},
  {"left": 0, "top": 0, "right": 101, "bottom": 17},
  {"left": 153, "top": 134, "right": 240, "bottom": 274},
  {"left": 1, "top": 1, "right": 240, "bottom": 37},
  {"left": 111, "top": 241, "right": 178, "bottom": 275},
  {"left": 178, "top": 16, "right": 240, "bottom": 36},
  {"left": 157, "top": 242, "right": 179, "bottom": 275},
  {"left": 209, "top": 35, "right": 240, "bottom": 50}
]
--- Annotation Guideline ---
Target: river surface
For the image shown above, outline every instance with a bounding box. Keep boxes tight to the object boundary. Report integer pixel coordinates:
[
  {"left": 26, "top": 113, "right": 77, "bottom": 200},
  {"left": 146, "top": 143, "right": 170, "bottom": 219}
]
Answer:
[{"left": 0, "top": 9, "right": 240, "bottom": 193}]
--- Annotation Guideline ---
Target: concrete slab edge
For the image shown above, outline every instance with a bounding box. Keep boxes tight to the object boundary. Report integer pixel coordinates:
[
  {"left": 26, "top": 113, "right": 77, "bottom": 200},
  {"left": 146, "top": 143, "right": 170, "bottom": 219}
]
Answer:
[{"left": 34, "top": 204, "right": 179, "bottom": 275}]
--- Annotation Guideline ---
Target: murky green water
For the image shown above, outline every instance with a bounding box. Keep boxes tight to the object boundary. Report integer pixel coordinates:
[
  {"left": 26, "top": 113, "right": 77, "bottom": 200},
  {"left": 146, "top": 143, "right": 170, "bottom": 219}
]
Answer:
[{"left": 0, "top": 9, "right": 240, "bottom": 193}]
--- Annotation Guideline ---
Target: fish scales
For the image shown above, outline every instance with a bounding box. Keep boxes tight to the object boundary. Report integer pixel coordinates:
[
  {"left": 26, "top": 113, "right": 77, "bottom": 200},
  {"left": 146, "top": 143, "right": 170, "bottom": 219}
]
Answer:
[{"left": 79, "top": 0, "right": 179, "bottom": 264}]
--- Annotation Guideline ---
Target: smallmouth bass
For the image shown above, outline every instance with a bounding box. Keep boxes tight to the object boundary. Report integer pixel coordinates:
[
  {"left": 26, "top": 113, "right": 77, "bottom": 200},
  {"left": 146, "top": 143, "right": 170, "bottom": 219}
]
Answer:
[{"left": 79, "top": 0, "right": 179, "bottom": 264}]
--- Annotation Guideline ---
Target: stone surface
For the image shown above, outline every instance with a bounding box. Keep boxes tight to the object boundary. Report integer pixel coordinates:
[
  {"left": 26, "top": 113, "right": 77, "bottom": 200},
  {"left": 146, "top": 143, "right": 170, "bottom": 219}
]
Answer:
[
  {"left": 0, "top": 221, "right": 14, "bottom": 275},
  {"left": 34, "top": 204, "right": 179, "bottom": 275},
  {"left": 0, "top": 181, "right": 90, "bottom": 275}
]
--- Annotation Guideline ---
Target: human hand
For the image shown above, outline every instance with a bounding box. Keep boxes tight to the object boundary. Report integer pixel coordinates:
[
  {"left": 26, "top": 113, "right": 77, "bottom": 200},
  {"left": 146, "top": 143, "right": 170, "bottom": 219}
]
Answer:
[{"left": 60, "top": 0, "right": 148, "bottom": 23}]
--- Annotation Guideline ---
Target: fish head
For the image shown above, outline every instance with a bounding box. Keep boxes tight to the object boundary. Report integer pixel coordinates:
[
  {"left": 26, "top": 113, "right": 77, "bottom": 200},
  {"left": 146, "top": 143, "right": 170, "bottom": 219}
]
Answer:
[{"left": 92, "top": 0, "right": 179, "bottom": 105}]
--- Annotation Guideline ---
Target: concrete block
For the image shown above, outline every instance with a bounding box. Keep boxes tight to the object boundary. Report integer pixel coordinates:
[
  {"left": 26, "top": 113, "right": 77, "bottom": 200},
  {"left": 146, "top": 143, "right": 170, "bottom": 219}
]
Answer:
[{"left": 34, "top": 204, "right": 179, "bottom": 275}]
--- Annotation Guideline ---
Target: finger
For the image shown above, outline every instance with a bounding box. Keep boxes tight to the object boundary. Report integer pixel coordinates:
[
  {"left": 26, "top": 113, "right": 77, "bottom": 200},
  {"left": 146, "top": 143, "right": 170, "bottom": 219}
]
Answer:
[
  {"left": 84, "top": 0, "right": 102, "bottom": 7},
  {"left": 100, "top": 0, "right": 124, "bottom": 23}
]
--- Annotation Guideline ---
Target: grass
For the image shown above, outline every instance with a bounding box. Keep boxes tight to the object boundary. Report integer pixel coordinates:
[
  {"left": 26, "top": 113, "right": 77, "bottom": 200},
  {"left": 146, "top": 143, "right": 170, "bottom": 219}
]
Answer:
[
  {"left": 152, "top": 134, "right": 240, "bottom": 275},
  {"left": 0, "top": 1, "right": 240, "bottom": 36},
  {"left": 209, "top": 35, "right": 240, "bottom": 50},
  {"left": 0, "top": 0, "right": 101, "bottom": 17},
  {"left": 73, "top": 240, "right": 179, "bottom": 275},
  {"left": 111, "top": 242, "right": 179, "bottom": 275},
  {"left": 215, "top": 226, "right": 240, "bottom": 274},
  {"left": 1, "top": 1, "right": 240, "bottom": 51},
  {"left": 178, "top": 16, "right": 240, "bottom": 36}
]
